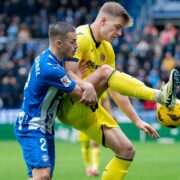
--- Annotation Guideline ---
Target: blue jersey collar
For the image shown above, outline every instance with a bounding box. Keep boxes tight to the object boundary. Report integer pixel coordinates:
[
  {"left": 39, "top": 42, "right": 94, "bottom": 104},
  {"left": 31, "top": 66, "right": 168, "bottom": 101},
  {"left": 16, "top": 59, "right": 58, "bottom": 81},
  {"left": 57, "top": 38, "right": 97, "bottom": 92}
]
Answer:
[{"left": 47, "top": 49, "right": 64, "bottom": 67}]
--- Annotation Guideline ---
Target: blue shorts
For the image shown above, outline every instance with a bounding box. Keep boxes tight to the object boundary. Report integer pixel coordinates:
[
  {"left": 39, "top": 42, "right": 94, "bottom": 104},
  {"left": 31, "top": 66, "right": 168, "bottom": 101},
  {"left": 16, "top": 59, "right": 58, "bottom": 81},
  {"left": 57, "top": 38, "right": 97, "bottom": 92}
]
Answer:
[{"left": 14, "top": 130, "right": 55, "bottom": 177}]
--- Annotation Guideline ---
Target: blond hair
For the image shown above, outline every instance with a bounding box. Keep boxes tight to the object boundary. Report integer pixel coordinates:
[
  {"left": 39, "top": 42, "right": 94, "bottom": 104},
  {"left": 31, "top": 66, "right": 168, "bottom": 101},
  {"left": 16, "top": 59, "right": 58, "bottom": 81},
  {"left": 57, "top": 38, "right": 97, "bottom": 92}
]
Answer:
[{"left": 97, "top": 2, "right": 133, "bottom": 27}]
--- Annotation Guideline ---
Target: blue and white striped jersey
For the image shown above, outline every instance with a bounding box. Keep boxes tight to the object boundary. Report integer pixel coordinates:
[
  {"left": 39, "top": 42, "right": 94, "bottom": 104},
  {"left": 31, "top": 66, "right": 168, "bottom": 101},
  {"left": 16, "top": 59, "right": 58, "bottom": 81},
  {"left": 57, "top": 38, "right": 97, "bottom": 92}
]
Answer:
[{"left": 15, "top": 49, "right": 76, "bottom": 135}]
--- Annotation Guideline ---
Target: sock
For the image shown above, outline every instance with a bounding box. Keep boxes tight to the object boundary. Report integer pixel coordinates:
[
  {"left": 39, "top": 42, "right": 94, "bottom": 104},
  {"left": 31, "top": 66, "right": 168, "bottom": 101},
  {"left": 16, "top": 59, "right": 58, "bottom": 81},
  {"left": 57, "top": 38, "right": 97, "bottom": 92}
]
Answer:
[
  {"left": 154, "top": 91, "right": 162, "bottom": 104},
  {"left": 91, "top": 147, "right": 100, "bottom": 169},
  {"left": 81, "top": 141, "right": 91, "bottom": 169},
  {"left": 108, "top": 71, "right": 159, "bottom": 101},
  {"left": 102, "top": 156, "right": 132, "bottom": 180}
]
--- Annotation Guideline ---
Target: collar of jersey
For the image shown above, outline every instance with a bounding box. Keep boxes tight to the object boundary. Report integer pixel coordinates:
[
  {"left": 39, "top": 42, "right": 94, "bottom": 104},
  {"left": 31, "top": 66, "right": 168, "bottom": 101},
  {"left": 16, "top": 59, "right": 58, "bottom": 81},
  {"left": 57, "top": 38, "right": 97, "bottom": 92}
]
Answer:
[
  {"left": 88, "top": 24, "right": 101, "bottom": 48},
  {"left": 47, "top": 49, "right": 64, "bottom": 66}
]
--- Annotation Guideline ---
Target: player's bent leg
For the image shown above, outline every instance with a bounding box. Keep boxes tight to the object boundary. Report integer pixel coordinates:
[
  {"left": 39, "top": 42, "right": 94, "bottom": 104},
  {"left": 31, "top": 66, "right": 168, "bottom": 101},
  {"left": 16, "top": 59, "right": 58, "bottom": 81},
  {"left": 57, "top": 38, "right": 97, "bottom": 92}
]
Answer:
[
  {"left": 101, "top": 126, "right": 135, "bottom": 180},
  {"left": 86, "top": 65, "right": 180, "bottom": 109},
  {"left": 108, "top": 70, "right": 157, "bottom": 101},
  {"left": 32, "top": 168, "right": 51, "bottom": 180},
  {"left": 86, "top": 64, "right": 113, "bottom": 97},
  {"left": 85, "top": 64, "right": 156, "bottom": 101}
]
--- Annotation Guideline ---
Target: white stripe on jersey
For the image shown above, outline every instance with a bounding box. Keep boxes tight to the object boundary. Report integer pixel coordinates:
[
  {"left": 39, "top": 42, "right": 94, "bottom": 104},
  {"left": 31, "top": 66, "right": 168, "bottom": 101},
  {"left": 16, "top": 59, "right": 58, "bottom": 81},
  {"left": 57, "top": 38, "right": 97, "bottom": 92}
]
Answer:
[
  {"left": 28, "top": 87, "right": 59, "bottom": 134},
  {"left": 28, "top": 117, "right": 46, "bottom": 133},
  {"left": 41, "top": 87, "right": 59, "bottom": 119}
]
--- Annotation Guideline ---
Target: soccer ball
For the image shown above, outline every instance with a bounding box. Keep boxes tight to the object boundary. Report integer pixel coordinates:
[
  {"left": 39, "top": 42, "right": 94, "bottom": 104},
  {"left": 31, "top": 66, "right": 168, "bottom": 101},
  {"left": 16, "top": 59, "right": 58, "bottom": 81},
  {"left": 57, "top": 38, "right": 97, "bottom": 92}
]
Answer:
[{"left": 156, "top": 100, "right": 180, "bottom": 128}]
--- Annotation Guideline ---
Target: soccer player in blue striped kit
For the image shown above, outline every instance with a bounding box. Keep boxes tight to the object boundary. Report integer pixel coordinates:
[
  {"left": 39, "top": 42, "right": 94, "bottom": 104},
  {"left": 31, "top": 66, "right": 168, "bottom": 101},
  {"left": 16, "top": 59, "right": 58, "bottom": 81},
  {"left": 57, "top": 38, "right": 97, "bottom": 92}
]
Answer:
[{"left": 14, "top": 22, "right": 98, "bottom": 180}]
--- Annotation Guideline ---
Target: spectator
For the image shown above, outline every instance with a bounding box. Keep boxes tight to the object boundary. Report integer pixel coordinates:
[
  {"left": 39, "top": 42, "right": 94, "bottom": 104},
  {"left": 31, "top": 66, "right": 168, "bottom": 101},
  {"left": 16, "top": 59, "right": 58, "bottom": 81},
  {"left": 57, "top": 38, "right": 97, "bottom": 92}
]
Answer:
[
  {"left": 161, "top": 51, "right": 176, "bottom": 72},
  {"left": 0, "top": 0, "right": 179, "bottom": 109}
]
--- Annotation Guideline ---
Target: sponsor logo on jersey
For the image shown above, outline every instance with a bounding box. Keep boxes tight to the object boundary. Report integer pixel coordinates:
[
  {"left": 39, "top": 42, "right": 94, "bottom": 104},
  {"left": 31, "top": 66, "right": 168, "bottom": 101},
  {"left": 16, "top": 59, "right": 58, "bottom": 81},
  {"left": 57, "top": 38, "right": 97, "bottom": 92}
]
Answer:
[
  {"left": 100, "top": 53, "right": 105, "bottom": 62},
  {"left": 86, "top": 60, "right": 100, "bottom": 70},
  {"left": 60, "top": 75, "right": 71, "bottom": 87}
]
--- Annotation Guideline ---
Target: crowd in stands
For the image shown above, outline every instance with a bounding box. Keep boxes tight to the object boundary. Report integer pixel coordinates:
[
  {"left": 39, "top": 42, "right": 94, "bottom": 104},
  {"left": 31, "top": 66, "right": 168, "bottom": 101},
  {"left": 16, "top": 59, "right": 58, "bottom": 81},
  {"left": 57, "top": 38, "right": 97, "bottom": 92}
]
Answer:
[{"left": 0, "top": 0, "right": 179, "bottom": 109}]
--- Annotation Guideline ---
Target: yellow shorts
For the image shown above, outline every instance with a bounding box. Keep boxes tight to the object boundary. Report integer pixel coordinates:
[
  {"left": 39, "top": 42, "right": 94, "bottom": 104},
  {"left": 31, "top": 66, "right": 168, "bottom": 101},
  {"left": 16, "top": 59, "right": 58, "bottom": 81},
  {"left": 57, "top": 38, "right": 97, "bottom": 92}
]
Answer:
[{"left": 57, "top": 95, "right": 118, "bottom": 145}]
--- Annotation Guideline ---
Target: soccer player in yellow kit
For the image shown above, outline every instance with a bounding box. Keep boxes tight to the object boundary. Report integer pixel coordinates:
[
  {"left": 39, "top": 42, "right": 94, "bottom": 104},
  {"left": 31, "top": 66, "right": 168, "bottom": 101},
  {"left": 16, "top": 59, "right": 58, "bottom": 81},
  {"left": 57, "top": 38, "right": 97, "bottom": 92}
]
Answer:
[{"left": 58, "top": 2, "right": 179, "bottom": 179}]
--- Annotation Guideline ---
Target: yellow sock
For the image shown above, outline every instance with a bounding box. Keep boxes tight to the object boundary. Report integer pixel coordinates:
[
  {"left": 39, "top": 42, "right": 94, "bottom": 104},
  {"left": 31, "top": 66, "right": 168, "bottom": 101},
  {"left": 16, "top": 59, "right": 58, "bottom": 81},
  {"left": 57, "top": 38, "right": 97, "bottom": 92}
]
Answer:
[
  {"left": 91, "top": 147, "right": 100, "bottom": 169},
  {"left": 102, "top": 156, "right": 132, "bottom": 180},
  {"left": 108, "top": 71, "right": 158, "bottom": 101},
  {"left": 81, "top": 141, "right": 91, "bottom": 168}
]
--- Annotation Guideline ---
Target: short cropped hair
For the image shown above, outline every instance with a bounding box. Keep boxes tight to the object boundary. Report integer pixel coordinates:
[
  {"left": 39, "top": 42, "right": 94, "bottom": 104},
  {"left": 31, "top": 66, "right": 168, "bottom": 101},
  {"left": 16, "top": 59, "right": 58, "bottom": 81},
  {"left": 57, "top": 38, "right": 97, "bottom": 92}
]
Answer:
[
  {"left": 48, "top": 22, "right": 75, "bottom": 41},
  {"left": 98, "top": 2, "right": 133, "bottom": 27}
]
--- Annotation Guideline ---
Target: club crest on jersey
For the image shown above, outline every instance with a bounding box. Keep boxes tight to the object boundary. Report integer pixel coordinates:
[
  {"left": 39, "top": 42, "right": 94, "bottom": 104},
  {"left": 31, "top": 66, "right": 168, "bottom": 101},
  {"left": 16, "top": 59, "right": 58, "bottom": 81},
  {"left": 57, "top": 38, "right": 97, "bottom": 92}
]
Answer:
[
  {"left": 60, "top": 75, "right": 71, "bottom": 87},
  {"left": 100, "top": 53, "right": 105, "bottom": 62}
]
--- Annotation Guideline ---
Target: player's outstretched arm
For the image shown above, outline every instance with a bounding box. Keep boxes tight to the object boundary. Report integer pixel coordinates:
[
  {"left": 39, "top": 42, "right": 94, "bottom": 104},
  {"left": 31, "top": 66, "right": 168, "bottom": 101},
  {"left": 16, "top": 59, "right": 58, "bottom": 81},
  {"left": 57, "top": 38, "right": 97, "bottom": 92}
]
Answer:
[{"left": 109, "top": 88, "right": 160, "bottom": 139}]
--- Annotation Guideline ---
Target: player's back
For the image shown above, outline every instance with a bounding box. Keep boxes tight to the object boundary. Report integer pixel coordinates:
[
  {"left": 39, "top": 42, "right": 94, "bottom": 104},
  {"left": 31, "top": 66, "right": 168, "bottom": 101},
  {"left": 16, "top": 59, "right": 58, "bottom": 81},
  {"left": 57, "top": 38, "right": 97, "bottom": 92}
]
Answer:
[{"left": 22, "top": 49, "right": 64, "bottom": 117}]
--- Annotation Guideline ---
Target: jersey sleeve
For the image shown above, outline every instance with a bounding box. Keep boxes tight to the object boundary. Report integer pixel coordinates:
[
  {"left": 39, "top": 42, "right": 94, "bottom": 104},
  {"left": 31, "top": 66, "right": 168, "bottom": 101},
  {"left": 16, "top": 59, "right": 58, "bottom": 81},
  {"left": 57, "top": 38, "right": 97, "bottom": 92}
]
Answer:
[
  {"left": 73, "top": 30, "right": 89, "bottom": 61},
  {"left": 45, "top": 65, "right": 76, "bottom": 93}
]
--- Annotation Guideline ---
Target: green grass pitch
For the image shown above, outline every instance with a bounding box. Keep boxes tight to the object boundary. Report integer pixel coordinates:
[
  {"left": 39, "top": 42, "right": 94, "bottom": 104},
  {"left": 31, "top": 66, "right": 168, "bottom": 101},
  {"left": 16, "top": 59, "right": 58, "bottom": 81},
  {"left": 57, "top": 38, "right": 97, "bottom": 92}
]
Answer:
[{"left": 0, "top": 141, "right": 180, "bottom": 180}]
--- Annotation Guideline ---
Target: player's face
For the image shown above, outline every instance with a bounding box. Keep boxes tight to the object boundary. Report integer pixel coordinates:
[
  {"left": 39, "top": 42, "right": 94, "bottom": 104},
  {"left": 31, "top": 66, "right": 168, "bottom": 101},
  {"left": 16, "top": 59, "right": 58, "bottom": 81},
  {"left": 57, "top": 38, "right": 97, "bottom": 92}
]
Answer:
[
  {"left": 61, "top": 32, "right": 78, "bottom": 58},
  {"left": 100, "top": 16, "right": 125, "bottom": 42}
]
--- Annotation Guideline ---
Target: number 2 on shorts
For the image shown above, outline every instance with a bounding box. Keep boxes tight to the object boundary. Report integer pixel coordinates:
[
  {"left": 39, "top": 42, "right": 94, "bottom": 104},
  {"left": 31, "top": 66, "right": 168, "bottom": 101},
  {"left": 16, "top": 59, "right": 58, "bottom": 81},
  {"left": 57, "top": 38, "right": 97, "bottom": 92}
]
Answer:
[{"left": 40, "top": 138, "right": 47, "bottom": 151}]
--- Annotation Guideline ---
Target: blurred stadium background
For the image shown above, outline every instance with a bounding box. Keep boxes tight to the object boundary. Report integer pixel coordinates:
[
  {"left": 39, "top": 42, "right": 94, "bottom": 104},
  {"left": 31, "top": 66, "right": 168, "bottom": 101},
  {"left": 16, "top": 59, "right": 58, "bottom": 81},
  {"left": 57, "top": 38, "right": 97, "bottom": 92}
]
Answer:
[{"left": 0, "top": 0, "right": 180, "bottom": 179}]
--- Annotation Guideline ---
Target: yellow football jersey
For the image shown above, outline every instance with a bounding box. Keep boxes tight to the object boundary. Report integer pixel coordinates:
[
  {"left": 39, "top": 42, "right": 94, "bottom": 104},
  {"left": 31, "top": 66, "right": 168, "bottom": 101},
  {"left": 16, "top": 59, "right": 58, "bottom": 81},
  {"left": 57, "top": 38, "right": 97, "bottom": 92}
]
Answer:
[{"left": 74, "top": 24, "right": 115, "bottom": 78}]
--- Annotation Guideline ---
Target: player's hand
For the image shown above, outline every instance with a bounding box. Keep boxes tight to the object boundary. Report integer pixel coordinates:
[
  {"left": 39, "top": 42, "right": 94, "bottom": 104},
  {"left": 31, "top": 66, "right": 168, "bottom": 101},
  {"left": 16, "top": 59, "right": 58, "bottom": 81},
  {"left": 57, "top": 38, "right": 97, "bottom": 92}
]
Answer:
[
  {"left": 79, "top": 81, "right": 98, "bottom": 106},
  {"left": 135, "top": 120, "right": 160, "bottom": 139}
]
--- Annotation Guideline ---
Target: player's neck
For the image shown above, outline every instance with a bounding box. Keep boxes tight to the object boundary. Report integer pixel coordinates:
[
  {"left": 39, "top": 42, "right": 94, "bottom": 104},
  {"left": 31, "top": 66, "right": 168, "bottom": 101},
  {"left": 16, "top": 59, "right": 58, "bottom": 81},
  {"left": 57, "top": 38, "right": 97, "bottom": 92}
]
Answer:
[
  {"left": 49, "top": 46, "right": 63, "bottom": 62},
  {"left": 90, "top": 22, "right": 102, "bottom": 42}
]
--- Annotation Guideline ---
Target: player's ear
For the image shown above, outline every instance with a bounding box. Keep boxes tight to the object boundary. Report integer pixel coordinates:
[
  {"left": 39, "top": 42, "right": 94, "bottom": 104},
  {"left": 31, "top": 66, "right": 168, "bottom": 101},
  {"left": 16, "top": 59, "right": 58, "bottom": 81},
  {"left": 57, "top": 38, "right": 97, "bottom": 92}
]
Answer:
[
  {"left": 101, "top": 16, "right": 107, "bottom": 26},
  {"left": 55, "top": 39, "right": 63, "bottom": 48}
]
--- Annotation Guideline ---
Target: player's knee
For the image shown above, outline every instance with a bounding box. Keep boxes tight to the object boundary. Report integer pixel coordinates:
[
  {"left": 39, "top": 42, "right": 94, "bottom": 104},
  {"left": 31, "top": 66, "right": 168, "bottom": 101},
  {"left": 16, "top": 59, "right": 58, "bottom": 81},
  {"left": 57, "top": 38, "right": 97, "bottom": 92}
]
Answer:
[
  {"left": 38, "top": 173, "right": 51, "bottom": 180},
  {"left": 116, "top": 144, "right": 135, "bottom": 160},
  {"left": 126, "top": 144, "right": 136, "bottom": 159},
  {"left": 32, "top": 168, "right": 51, "bottom": 180},
  {"left": 98, "top": 65, "right": 113, "bottom": 79}
]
